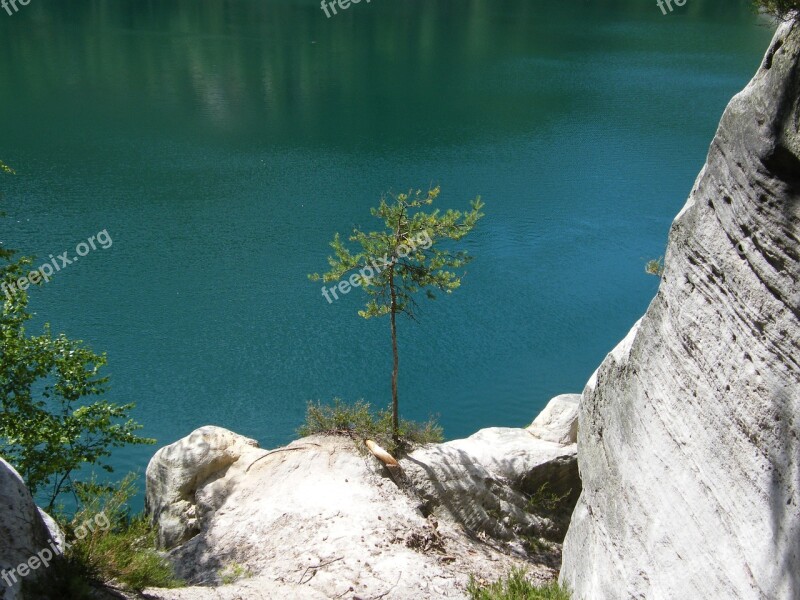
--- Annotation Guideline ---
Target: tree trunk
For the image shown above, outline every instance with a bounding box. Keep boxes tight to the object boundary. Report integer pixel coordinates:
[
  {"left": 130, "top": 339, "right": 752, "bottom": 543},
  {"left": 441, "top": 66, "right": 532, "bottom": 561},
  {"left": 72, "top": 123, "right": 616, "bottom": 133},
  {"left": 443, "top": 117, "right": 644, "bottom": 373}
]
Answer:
[{"left": 389, "top": 267, "right": 399, "bottom": 442}]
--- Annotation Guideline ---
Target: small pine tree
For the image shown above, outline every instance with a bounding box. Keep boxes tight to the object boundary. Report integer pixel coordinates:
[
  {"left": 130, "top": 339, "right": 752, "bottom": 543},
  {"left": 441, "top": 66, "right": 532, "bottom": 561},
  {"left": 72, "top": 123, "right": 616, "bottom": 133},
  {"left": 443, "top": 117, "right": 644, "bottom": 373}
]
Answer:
[{"left": 310, "top": 187, "right": 484, "bottom": 441}]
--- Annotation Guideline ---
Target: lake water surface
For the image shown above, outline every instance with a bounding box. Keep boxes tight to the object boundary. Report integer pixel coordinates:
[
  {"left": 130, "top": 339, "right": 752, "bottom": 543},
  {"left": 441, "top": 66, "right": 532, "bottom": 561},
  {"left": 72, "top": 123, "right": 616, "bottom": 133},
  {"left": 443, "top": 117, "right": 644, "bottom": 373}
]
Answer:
[{"left": 0, "top": 1, "right": 775, "bottom": 496}]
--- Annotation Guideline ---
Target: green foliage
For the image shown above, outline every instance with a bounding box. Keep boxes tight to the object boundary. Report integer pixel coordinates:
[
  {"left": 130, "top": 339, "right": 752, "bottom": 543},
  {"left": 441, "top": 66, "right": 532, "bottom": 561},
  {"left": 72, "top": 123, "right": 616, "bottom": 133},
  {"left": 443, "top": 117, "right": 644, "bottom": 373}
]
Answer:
[
  {"left": 1, "top": 207, "right": 153, "bottom": 509},
  {"left": 645, "top": 257, "right": 665, "bottom": 278},
  {"left": 298, "top": 398, "right": 443, "bottom": 455},
  {"left": 219, "top": 563, "right": 253, "bottom": 585},
  {"left": 752, "top": 0, "right": 800, "bottom": 19},
  {"left": 28, "top": 475, "right": 182, "bottom": 597},
  {"left": 310, "top": 187, "right": 484, "bottom": 319},
  {"left": 526, "top": 482, "right": 573, "bottom": 515},
  {"left": 73, "top": 516, "right": 180, "bottom": 592},
  {"left": 70, "top": 474, "right": 182, "bottom": 591},
  {"left": 467, "top": 569, "right": 571, "bottom": 600},
  {"left": 520, "top": 534, "right": 554, "bottom": 555},
  {"left": 298, "top": 398, "right": 376, "bottom": 437}
]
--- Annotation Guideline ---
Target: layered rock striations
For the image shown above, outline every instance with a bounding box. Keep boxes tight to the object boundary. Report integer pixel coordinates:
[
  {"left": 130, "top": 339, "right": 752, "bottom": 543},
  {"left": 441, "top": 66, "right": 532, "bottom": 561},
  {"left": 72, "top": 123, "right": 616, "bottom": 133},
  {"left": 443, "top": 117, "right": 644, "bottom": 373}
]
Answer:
[{"left": 560, "top": 21, "right": 800, "bottom": 600}]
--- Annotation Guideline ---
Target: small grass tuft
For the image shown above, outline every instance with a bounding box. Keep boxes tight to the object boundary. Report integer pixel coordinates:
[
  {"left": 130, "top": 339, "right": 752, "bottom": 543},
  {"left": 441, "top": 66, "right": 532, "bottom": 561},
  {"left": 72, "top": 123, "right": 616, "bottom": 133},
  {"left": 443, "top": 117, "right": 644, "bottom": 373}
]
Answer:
[
  {"left": 219, "top": 562, "right": 253, "bottom": 585},
  {"left": 467, "top": 568, "right": 570, "bottom": 600},
  {"left": 520, "top": 534, "right": 553, "bottom": 555},
  {"left": 526, "top": 482, "right": 572, "bottom": 515},
  {"left": 298, "top": 398, "right": 443, "bottom": 455},
  {"left": 645, "top": 257, "right": 665, "bottom": 278}
]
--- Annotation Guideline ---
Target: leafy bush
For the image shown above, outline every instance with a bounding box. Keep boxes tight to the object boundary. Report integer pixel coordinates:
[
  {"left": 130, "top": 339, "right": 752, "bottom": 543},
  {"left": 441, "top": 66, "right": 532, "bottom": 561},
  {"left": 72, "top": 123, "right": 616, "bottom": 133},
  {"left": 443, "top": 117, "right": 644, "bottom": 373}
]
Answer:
[
  {"left": 83, "top": 513, "right": 180, "bottom": 591},
  {"left": 467, "top": 569, "right": 570, "bottom": 600},
  {"left": 298, "top": 398, "right": 443, "bottom": 455},
  {"left": 753, "top": 0, "right": 800, "bottom": 19},
  {"left": 1, "top": 208, "right": 153, "bottom": 509}
]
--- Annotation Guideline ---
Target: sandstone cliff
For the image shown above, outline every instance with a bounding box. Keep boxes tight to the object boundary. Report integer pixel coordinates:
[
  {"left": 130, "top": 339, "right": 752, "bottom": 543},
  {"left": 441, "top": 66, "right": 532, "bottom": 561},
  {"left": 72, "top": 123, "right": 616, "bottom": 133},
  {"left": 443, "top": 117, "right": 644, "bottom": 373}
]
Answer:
[{"left": 560, "top": 20, "right": 800, "bottom": 600}]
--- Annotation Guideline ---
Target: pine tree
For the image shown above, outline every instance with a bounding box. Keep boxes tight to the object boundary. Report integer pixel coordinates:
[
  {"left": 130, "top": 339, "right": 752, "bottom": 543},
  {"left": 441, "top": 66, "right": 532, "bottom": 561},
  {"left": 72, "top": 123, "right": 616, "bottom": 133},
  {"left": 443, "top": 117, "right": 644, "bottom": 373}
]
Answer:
[{"left": 311, "top": 187, "right": 484, "bottom": 441}]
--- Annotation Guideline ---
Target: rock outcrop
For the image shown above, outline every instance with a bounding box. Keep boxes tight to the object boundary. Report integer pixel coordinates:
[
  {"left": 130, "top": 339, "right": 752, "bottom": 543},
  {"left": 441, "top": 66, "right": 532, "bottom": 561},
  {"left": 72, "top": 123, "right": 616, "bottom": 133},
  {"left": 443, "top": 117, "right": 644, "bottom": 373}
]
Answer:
[
  {"left": 0, "top": 458, "right": 63, "bottom": 600},
  {"left": 526, "top": 394, "right": 580, "bottom": 445},
  {"left": 403, "top": 426, "right": 579, "bottom": 548},
  {"left": 561, "top": 21, "right": 800, "bottom": 600},
  {"left": 145, "top": 426, "right": 263, "bottom": 550},
  {"left": 144, "top": 396, "right": 579, "bottom": 599}
]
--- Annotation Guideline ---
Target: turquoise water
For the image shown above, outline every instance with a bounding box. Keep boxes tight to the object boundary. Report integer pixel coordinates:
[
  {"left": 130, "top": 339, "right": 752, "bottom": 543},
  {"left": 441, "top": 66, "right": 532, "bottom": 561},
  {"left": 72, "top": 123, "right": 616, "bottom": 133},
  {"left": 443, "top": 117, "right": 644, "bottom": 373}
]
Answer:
[{"left": 0, "top": 1, "right": 775, "bottom": 495}]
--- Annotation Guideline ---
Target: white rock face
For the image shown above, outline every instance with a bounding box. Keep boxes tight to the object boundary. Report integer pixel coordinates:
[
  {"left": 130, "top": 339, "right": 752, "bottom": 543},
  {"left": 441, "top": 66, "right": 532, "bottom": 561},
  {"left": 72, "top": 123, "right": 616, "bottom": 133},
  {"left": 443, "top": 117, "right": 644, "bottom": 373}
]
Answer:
[
  {"left": 144, "top": 416, "right": 578, "bottom": 600},
  {"left": 403, "top": 427, "right": 579, "bottom": 546},
  {"left": 0, "top": 458, "right": 62, "bottom": 600},
  {"left": 146, "top": 433, "right": 555, "bottom": 599},
  {"left": 561, "top": 21, "right": 800, "bottom": 600},
  {"left": 145, "top": 426, "right": 262, "bottom": 549},
  {"left": 35, "top": 509, "right": 65, "bottom": 553},
  {"left": 526, "top": 394, "right": 580, "bottom": 445}
]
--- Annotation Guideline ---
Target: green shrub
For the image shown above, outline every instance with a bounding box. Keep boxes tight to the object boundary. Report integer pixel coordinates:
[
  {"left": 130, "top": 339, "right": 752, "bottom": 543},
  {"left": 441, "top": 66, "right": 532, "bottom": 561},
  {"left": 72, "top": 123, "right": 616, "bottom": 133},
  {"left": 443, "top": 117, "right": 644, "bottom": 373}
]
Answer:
[
  {"left": 467, "top": 568, "right": 570, "bottom": 600},
  {"left": 1, "top": 224, "right": 154, "bottom": 510},
  {"left": 219, "top": 562, "right": 253, "bottom": 585},
  {"left": 73, "top": 513, "right": 182, "bottom": 592},
  {"left": 28, "top": 474, "right": 183, "bottom": 597},
  {"left": 526, "top": 482, "right": 573, "bottom": 516},
  {"left": 644, "top": 257, "right": 665, "bottom": 278},
  {"left": 753, "top": 0, "right": 800, "bottom": 19},
  {"left": 69, "top": 474, "right": 182, "bottom": 591},
  {"left": 298, "top": 398, "right": 443, "bottom": 455}
]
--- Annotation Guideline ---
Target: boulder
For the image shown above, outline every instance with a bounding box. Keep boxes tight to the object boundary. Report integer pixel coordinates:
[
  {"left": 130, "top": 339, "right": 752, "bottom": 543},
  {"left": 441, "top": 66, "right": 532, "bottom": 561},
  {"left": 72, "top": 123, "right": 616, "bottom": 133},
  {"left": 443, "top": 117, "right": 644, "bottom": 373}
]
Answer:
[
  {"left": 145, "top": 426, "right": 263, "bottom": 549},
  {"left": 35, "top": 509, "right": 65, "bottom": 553},
  {"left": 526, "top": 394, "right": 580, "bottom": 445},
  {"left": 402, "top": 427, "right": 579, "bottom": 546},
  {"left": 560, "top": 21, "right": 800, "bottom": 600},
  {"left": 0, "top": 458, "right": 62, "bottom": 600}
]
